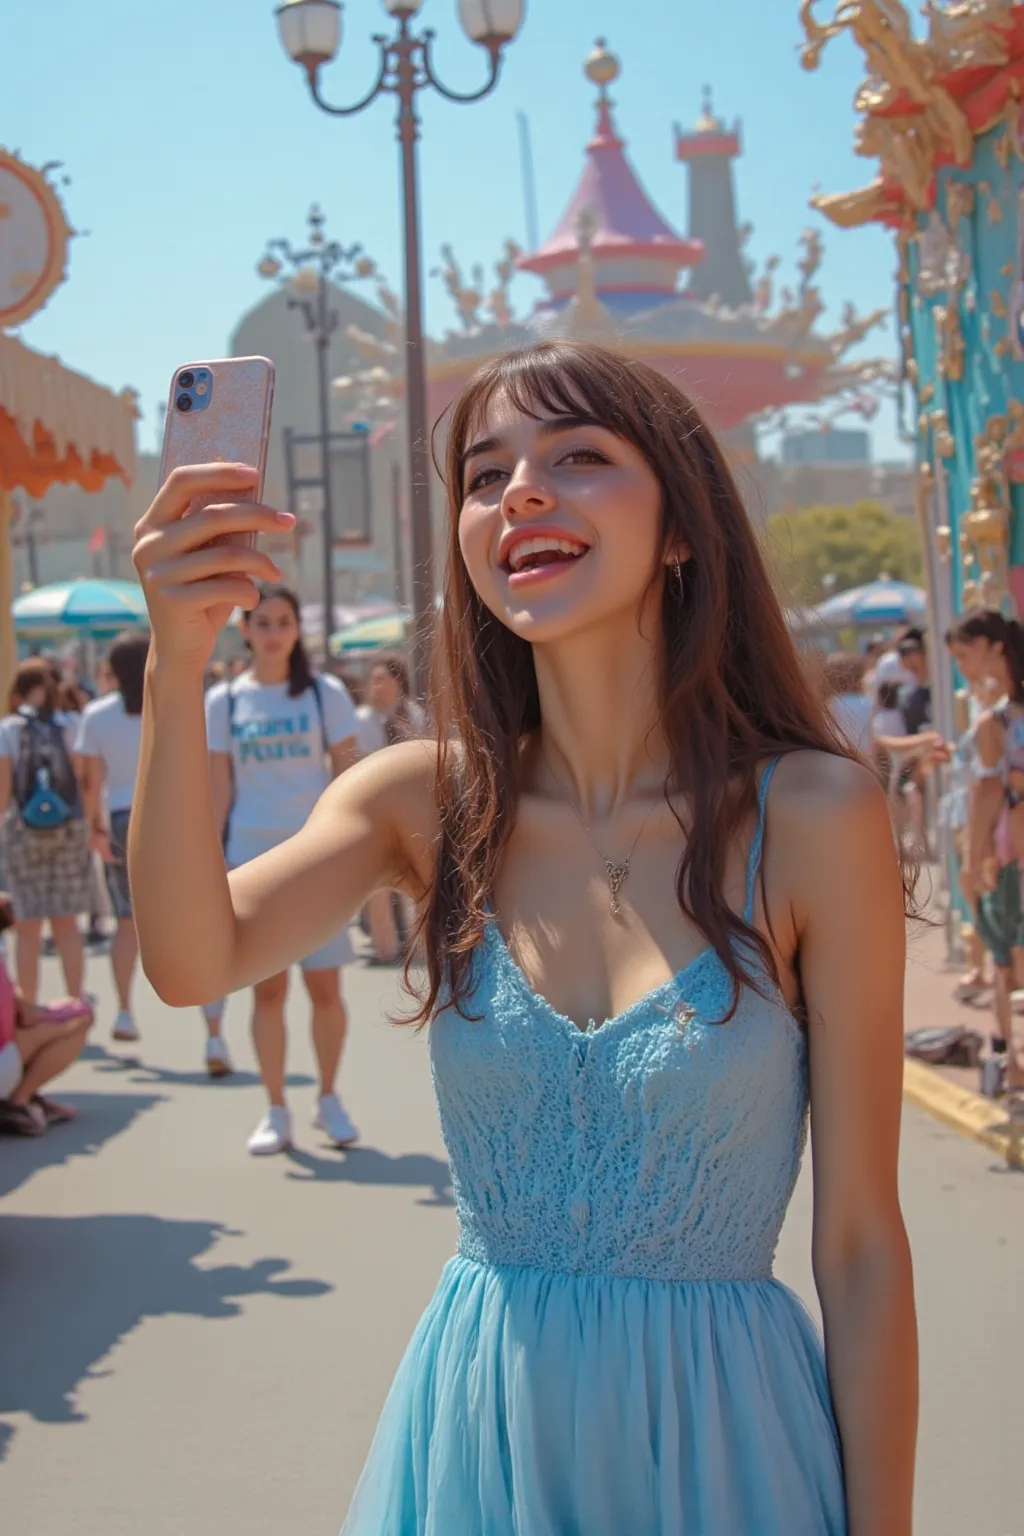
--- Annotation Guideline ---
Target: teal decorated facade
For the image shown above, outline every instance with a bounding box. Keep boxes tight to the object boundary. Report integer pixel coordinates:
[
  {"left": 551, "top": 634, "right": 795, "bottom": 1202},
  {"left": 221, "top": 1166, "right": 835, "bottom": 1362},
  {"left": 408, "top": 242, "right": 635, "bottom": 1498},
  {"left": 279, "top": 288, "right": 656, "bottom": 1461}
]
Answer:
[{"left": 802, "top": 0, "right": 1024, "bottom": 740}]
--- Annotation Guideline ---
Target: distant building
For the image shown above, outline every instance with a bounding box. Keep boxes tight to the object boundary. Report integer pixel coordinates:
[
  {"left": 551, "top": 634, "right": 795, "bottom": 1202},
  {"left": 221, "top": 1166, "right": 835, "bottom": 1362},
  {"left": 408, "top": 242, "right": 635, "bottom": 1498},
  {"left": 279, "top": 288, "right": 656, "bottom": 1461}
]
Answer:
[{"left": 780, "top": 429, "right": 871, "bottom": 467}]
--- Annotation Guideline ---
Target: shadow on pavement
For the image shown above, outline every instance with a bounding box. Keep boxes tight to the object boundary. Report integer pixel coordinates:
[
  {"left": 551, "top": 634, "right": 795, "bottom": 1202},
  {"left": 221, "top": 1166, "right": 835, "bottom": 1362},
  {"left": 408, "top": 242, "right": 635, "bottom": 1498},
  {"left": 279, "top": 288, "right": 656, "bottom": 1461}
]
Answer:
[
  {"left": 285, "top": 1145, "right": 454, "bottom": 1206},
  {"left": 0, "top": 1213, "right": 332, "bottom": 1461},
  {"left": 0, "top": 1090, "right": 166, "bottom": 1201},
  {"left": 80, "top": 1041, "right": 315, "bottom": 1091}
]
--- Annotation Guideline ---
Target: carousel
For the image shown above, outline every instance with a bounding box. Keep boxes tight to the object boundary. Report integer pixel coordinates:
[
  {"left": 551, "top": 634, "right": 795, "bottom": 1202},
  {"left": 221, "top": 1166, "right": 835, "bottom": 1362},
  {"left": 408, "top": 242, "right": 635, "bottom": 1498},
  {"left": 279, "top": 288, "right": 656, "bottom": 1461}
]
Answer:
[{"left": 0, "top": 150, "right": 137, "bottom": 687}]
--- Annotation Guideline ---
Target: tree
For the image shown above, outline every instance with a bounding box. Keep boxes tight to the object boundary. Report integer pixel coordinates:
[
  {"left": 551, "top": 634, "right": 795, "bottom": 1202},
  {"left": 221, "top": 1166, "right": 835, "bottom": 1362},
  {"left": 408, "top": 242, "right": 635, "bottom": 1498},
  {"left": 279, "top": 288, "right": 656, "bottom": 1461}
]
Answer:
[{"left": 763, "top": 500, "right": 923, "bottom": 608}]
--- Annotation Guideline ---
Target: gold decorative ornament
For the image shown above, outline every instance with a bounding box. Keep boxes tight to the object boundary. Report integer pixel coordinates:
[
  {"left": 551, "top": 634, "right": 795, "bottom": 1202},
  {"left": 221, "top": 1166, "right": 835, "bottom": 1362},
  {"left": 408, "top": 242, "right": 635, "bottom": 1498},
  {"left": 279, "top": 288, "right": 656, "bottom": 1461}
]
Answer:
[
  {"left": 930, "top": 408, "right": 956, "bottom": 456},
  {"left": 991, "top": 289, "right": 1008, "bottom": 318},
  {"left": 920, "top": 381, "right": 935, "bottom": 402},
  {"left": 801, "top": 4, "right": 1015, "bottom": 224},
  {"left": 945, "top": 179, "right": 976, "bottom": 226},
  {"left": 934, "top": 299, "right": 966, "bottom": 381}
]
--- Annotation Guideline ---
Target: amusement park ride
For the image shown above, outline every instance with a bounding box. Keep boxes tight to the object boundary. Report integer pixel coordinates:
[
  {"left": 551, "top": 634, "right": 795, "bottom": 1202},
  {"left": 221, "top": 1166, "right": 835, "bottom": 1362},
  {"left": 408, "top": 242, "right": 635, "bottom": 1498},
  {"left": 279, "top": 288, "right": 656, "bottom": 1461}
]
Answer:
[{"left": 335, "top": 40, "right": 895, "bottom": 464}]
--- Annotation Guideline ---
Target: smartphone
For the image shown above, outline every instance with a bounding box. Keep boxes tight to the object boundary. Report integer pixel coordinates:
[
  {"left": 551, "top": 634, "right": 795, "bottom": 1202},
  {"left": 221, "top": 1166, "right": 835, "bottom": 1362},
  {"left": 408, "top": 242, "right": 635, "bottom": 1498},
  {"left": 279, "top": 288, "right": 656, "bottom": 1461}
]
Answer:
[{"left": 158, "top": 356, "right": 276, "bottom": 550}]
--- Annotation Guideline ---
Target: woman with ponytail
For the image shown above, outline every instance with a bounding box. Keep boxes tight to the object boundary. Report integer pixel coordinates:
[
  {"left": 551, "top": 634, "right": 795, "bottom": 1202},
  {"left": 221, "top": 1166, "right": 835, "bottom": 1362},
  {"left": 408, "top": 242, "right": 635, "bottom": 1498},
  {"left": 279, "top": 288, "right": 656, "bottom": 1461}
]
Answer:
[{"left": 203, "top": 585, "right": 362, "bottom": 1154}]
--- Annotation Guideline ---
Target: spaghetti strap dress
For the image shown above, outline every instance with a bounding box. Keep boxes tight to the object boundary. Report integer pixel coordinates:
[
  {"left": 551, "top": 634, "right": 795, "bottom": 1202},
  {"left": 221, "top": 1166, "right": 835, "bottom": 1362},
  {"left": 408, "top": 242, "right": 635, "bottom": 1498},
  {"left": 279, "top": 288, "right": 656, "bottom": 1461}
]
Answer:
[{"left": 341, "top": 758, "right": 848, "bottom": 1534}]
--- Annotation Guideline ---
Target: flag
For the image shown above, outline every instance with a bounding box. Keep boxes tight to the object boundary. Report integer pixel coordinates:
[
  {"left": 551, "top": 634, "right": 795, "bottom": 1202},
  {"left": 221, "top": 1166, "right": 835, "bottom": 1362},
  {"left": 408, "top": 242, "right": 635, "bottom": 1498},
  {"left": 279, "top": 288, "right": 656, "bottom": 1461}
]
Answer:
[{"left": 88, "top": 526, "right": 107, "bottom": 554}]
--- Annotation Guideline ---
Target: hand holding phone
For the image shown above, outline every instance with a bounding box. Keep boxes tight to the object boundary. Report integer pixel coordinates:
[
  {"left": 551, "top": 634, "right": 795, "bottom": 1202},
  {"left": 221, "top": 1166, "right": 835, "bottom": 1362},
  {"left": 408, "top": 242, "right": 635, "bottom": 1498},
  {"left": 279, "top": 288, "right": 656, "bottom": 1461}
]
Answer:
[{"left": 133, "top": 357, "right": 294, "bottom": 673}]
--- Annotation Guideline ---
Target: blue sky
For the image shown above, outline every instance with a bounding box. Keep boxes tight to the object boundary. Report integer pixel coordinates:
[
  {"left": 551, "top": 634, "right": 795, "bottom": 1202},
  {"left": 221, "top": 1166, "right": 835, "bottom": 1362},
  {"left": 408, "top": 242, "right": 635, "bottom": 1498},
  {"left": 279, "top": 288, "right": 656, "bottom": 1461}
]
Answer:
[{"left": 5, "top": 0, "right": 908, "bottom": 459}]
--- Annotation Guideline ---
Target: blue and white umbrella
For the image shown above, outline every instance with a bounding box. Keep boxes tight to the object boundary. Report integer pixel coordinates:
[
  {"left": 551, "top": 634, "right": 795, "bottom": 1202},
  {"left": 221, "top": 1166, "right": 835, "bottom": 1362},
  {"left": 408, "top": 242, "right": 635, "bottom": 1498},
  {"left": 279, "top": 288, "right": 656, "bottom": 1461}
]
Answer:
[
  {"left": 808, "top": 579, "right": 927, "bottom": 630},
  {"left": 12, "top": 578, "right": 150, "bottom": 635}
]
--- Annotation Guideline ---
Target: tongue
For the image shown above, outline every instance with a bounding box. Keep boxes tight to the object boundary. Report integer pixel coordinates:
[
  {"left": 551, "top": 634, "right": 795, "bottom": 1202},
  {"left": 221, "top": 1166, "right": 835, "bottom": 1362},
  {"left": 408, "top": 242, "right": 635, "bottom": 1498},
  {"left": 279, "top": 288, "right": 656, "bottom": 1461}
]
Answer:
[{"left": 522, "top": 549, "right": 579, "bottom": 570}]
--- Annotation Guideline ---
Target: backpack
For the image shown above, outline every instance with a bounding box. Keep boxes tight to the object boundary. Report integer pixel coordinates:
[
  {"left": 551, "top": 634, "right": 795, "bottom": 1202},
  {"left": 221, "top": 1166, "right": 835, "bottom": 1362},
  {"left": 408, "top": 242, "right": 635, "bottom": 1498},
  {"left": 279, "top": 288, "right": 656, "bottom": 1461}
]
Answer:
[{"left": 13, "top": 707, "right": 81, "bottom": 831}]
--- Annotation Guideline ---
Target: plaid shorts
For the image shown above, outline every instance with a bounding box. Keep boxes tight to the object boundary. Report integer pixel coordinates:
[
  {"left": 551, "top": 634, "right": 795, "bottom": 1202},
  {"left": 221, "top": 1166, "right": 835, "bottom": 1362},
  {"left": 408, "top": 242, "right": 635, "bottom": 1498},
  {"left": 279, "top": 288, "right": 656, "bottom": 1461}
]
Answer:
[{"left": 2, "top": 814, "right": 93, "bottom": 921}]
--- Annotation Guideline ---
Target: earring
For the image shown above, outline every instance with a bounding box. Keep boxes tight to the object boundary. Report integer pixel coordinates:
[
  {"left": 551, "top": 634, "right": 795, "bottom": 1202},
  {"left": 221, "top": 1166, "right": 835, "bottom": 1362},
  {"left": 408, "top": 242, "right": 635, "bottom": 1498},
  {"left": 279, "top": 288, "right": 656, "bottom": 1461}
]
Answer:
[{"left": 672, "top": 560, "right": 685, "bottom": 594}]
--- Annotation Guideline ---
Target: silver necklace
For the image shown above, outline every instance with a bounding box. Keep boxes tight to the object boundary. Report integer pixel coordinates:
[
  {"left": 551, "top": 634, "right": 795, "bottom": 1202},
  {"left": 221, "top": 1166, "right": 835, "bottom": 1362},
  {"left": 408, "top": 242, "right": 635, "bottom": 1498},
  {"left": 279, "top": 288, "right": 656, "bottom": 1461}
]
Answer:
[{"left": 544, "top": 754, "right": 660, "bottom": 917}]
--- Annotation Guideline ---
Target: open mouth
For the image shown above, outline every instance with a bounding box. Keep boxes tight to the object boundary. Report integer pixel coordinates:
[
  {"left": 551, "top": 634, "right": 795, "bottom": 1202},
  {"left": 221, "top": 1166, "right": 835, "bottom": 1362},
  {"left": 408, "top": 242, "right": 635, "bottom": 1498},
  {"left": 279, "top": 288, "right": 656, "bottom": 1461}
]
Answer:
[{"left": 502, "top": 535, "right": 591, "bottom": 584}]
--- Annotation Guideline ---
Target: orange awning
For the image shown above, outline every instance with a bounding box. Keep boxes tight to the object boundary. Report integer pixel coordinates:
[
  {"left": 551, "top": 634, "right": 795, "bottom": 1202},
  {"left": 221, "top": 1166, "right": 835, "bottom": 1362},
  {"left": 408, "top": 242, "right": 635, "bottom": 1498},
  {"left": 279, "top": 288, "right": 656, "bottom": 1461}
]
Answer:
[{"left": 0, "top": 331, "right": 137, "bottom": 497}]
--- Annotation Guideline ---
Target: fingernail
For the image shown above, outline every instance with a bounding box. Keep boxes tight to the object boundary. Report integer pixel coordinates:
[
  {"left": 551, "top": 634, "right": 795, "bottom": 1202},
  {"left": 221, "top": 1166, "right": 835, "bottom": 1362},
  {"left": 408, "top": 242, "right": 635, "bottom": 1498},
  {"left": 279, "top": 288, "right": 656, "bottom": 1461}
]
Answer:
[{"left": 275, "top": 511, "right": 296, "bottom": 526}]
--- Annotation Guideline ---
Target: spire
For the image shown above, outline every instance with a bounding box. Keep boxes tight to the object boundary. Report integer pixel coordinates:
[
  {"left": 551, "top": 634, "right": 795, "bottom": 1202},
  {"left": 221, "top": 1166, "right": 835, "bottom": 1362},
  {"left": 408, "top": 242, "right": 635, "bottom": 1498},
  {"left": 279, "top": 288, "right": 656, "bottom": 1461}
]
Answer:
[
  {"left": 518, "top": 41, "right": 704, "bottom": 299},
  {"left": 695, "top": 84, "right": 721, "bottom": 134},
  {"left": 675, "top": 87, "right": 752, "bottom": 308}
]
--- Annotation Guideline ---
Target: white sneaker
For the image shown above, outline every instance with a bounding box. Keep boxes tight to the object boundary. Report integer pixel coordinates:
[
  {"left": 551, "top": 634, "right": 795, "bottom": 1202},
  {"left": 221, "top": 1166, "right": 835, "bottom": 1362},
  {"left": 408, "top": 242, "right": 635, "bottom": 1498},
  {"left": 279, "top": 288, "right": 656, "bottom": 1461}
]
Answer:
[
  {"left": 205, "top": 1036, "right": 233, "bottom": 1079},
  {"left": 112, "top": 1010, "right": 140, "bottom": 1042},
  {"left": 313, "top": 1092, "right": 360, "bottom": 1147},
  {"left": 247, "top": 1105, "right": 292, "bottom": 1156}
]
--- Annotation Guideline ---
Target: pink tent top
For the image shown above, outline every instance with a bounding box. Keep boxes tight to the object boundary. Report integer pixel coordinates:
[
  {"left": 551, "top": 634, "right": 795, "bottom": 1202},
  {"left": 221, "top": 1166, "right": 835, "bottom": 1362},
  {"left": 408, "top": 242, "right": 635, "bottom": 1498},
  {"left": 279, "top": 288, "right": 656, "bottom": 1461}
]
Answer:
[{"left": 518, "top": 99, "right": 704, "bottom": 281}]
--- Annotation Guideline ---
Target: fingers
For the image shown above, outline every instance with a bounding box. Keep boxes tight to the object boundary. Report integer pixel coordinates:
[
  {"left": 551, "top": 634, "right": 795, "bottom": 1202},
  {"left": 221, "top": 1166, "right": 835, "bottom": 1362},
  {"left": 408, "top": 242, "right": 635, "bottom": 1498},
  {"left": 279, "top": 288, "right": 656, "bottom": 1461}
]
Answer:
[
  {"left": 151, "top": 543, "right": 282, "bottom": 589},
  {"left": 134, "top": 500, "right": 294, "bottom": 572},
  {"left": 161, "top": 575, "right": 268, "bottom": 612},
  {"left": 139, "top": 463, "right": 261, "bottom": 530}
]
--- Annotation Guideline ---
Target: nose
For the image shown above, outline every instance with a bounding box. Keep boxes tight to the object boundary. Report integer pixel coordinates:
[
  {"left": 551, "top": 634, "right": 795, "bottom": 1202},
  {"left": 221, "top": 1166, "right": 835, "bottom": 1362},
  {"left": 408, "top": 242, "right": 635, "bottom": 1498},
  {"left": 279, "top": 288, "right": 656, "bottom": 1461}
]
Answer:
[{"left": 502, "top": 457, "right": 557, "bottom": 519}]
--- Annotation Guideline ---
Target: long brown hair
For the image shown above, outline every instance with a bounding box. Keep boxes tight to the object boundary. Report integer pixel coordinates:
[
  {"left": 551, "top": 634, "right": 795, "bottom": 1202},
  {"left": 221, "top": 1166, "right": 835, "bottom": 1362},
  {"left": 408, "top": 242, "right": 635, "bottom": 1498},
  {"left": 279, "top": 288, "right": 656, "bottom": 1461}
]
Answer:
[{"left": 401, "top": 339, "right": 907, "bottom": 1027}]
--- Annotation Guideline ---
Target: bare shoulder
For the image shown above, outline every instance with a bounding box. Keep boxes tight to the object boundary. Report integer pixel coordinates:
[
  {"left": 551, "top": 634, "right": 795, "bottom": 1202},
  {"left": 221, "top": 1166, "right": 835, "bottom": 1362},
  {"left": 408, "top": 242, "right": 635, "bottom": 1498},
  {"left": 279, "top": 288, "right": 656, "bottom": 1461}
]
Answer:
[
  {"left": 320, "top": 736, "right": 440, "bottom": 898},
  {"left": 768, "top": 750, "right": 900, "bottom": 922},
  {"left": 771, "top": 747, "right": 886, "bottom": 824}
]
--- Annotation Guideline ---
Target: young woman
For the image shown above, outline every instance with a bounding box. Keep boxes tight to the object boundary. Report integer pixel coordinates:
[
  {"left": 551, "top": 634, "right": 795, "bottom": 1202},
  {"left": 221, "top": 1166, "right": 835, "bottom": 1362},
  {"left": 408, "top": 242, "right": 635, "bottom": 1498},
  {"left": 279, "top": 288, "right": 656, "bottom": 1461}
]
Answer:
[
  {"left": 944, "top": 611, "right": 1013, "bottom": 1002},
  {"left": 0, "top": 660, "right": 91, "bottom": 1004},
  {"left": 949, "top": 610, "right": 1024, "bottom": 1110},
  {"left": 76, "top": 631, "right": 150, "bottom": 1042},
  {"left": 130, "top": 341, "right": 918, "bottom": 1534},
  {"left": 0, "top": 893, "right": 94, "bottom": 1135},
  {"left": 201, "top": 586, "right": 360, "bottom": 1153}
]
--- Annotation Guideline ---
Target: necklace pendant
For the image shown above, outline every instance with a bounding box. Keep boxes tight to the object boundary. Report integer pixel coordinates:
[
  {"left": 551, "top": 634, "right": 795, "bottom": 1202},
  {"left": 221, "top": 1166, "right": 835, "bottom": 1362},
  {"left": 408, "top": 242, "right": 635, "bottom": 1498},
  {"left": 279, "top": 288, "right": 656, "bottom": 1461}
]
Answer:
[{"left": 606, "top": 861, "right": 629, "bottom": 916}]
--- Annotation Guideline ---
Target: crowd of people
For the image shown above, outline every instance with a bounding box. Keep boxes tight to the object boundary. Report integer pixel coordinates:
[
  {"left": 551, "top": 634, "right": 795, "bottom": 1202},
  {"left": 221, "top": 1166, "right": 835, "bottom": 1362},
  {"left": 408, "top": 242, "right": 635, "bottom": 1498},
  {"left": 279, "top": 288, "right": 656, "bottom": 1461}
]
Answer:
[
  {"left": 823, "top": 613, "right": 1024, "bottom": 1109},
  {"left": 2, "top": 589, "right": 1022, "bottom": 1143},
  {"left": 0, "top": 585, "right": 428, "bottom": 1146}
]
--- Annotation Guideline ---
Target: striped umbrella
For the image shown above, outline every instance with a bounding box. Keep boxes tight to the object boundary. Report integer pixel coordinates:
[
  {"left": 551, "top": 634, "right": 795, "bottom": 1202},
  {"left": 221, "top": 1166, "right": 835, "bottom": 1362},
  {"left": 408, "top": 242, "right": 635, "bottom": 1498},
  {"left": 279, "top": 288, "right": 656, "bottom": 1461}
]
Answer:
[
  {"left": 329, "top": 611, "right": 409, "bottom": 657},
  {"left": 808, "top": 579, "right": 927, "bottom": 630},
  {"left": 12, "top": 578, "right": 150, "bottom": 635}
]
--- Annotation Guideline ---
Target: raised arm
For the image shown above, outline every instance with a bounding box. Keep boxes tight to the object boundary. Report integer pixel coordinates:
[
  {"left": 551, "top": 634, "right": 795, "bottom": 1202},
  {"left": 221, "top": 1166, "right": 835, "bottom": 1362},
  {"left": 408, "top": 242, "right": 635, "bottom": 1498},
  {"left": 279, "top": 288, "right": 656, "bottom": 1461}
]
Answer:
[{"left": 129, "top": 464, "right": 431, "bottom": 1007}]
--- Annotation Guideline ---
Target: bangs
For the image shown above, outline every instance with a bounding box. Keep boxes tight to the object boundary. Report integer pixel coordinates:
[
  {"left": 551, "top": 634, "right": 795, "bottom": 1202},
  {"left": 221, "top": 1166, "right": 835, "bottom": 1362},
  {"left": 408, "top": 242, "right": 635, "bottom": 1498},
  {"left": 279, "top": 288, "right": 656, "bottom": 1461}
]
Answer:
[{"left": 449, "top": 343, "right": 666, "bottom": 493}]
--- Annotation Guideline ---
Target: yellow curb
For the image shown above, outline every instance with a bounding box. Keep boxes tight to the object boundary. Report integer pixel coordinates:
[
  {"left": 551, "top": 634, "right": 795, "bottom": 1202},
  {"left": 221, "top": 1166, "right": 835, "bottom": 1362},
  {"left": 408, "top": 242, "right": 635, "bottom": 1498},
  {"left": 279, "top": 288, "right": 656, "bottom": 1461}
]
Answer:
[{"left": 903, "top": 1058, "right": 1024, "bottom": 1170}]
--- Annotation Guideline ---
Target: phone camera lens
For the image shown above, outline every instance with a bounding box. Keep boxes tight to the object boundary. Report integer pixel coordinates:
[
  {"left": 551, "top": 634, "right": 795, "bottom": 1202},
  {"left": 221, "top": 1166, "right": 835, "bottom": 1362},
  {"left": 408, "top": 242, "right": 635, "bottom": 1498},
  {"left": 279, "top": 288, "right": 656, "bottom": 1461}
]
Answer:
[
  {"left": 176, "top": 393, "right": 193, "bottom": 412},
  {"left": 178, "top": 370, "right": 195, "bottom": 389}
]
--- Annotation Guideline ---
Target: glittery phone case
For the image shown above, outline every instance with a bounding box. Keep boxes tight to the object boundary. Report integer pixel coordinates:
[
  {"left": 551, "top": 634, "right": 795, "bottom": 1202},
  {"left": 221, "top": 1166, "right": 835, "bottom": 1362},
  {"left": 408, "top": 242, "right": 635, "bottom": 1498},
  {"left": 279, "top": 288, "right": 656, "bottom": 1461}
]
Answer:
[{"left": 158, "top": 356, "right": 276, "bottom": 549}]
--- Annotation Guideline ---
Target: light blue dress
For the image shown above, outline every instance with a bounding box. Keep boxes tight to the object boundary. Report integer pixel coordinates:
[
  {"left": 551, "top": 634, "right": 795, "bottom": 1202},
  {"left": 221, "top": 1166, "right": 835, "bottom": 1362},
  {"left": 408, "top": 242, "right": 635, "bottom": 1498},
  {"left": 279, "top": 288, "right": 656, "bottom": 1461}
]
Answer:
[{"left": 342, "top": 760, "right": 847, "bottom": 1534}]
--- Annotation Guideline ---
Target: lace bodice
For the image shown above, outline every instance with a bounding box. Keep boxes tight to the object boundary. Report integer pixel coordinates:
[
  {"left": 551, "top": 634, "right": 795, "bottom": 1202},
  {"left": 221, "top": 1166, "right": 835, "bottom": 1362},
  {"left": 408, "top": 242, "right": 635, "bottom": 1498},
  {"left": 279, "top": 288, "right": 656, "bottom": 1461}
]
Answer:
[{"left": 429, "top": 760, "right": 810, "bottom": 1285}]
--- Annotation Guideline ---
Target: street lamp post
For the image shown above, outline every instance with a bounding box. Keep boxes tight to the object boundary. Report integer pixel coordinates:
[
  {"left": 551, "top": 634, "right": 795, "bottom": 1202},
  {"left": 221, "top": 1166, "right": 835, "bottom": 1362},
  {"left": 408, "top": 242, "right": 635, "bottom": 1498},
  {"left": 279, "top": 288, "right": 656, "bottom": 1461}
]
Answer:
[
  {"left": 258, "top": 205, "right": 375, "bottom": 647},
  {"left": 274, "top": 0, "right": 524, "bottom": 696}
]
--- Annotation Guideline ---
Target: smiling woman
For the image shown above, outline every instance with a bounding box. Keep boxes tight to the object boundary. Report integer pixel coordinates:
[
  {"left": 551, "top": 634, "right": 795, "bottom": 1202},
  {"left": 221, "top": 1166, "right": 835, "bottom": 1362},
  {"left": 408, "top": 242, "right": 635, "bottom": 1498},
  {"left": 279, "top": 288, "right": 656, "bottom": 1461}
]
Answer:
[{"left": 129, "top": 339, "right": 919, "bottom": 1536}]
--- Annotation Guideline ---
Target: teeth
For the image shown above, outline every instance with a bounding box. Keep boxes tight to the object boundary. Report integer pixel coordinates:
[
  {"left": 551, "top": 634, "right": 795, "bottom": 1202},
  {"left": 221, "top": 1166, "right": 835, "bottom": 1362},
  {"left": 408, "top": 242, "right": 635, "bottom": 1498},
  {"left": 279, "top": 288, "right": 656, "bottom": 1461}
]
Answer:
[{"left": 507, "top": 536, "right": 588, "bottom": 573}]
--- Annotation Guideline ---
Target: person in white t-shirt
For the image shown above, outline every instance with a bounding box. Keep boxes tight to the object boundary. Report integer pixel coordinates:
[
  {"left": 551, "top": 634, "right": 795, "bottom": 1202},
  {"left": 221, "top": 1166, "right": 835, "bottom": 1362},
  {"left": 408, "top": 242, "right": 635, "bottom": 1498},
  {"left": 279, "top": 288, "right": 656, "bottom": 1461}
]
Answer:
[
  {"left": 205, "top": 586, "right": 360, "bottom": 1156},
  {"left": 75, "top": 631, "right": 149, "bottom": 1044}
]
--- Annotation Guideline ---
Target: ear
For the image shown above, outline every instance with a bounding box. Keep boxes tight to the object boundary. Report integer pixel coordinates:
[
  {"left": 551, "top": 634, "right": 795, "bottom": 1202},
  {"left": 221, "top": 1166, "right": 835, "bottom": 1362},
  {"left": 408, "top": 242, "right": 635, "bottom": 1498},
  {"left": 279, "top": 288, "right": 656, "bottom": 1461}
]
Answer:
[{"left": 664, "top": 544, "right": 692, "bottom": 568}]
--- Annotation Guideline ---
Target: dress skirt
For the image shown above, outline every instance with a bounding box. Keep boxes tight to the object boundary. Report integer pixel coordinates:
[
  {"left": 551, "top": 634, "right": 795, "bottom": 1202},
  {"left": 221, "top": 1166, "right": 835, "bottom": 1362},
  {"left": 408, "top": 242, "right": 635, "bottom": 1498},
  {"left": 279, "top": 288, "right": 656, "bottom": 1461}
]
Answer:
[{"left": 341, "top": 1255, "right": 847, "bottom": 1536}]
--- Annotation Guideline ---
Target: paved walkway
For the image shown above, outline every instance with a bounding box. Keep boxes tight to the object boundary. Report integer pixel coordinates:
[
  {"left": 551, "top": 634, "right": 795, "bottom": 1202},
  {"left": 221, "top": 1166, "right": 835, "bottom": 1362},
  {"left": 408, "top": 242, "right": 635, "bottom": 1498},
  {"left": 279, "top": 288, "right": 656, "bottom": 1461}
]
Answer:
[{"left": 2, "top": 938, "right": 1022, "bottom": 1534}]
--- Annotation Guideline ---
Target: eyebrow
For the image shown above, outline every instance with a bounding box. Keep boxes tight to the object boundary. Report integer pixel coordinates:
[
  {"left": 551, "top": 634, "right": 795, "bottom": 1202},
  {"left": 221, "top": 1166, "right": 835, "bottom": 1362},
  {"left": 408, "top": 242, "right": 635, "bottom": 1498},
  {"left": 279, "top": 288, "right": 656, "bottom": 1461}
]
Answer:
[{"left": 459, "top": 413, "right": 606, "bottom": 480}]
